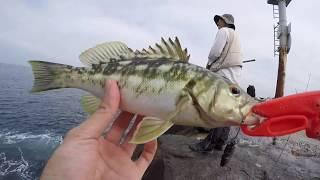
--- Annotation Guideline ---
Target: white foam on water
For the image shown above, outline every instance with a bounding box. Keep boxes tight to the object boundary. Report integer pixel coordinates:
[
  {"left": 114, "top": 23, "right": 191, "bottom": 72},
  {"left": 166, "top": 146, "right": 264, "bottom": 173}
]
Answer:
[
  {"left": 0, "top": 148, "right": 32, "bottom": 180},
  {"left": 0, "top": 131, "right": 64, "bottom": 179},
  {"left": 0, "top": 131, "right": 63, "bottom": 145}
]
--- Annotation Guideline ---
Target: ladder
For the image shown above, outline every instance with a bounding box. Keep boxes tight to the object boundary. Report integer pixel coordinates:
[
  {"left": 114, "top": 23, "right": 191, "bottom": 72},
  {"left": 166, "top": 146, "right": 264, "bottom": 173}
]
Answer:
[{"left": 273, "top": 5, "right": 280, "bottom": 56}]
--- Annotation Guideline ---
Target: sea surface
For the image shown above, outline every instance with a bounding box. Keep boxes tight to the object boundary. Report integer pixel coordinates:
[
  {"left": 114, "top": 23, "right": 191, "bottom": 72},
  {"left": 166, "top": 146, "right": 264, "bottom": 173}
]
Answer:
[{"left": 0, "top": 63, "right": 86, "bottom": 180}]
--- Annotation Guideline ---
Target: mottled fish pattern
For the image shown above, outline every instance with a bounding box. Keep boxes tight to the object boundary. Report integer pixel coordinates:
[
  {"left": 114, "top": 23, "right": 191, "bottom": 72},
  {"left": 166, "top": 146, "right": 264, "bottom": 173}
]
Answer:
[{"left": 29, "top": 37, "right": 259, "bottom": 144}]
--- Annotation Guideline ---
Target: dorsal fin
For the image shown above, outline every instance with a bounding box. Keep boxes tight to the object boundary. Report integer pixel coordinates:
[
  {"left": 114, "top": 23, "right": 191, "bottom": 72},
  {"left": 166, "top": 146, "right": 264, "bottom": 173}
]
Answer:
[
  {"left": 134, "top": 37, "right": 190, "bottom": 62},
  {"left": 79, "top": 37, "right": 190, "bottom": 66},
  {"left": 79, "top": 41, "right": 134, "bottom": 66}
]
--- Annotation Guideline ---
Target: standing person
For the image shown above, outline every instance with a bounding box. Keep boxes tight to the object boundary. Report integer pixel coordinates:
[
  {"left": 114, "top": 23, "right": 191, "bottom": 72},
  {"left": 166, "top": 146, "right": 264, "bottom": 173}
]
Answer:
[
  {"left": 247, "top": 85, "right": 256, "bottom": 98},
  {"left": 190, "top": 14, "right": 243, "bottom": 152}
]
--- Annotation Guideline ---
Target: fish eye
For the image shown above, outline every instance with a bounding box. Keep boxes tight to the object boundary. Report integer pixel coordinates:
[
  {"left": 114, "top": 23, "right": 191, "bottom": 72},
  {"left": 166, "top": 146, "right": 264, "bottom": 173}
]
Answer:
[{"left": 230, "top": 86, "right": 240, "bottom": 96}]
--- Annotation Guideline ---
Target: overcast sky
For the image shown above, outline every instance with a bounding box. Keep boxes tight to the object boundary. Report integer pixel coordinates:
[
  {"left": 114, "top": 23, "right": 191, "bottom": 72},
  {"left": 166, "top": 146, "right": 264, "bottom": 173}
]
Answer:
[{"left": 1, "top": 0, "right": 320, "bottom": 98}]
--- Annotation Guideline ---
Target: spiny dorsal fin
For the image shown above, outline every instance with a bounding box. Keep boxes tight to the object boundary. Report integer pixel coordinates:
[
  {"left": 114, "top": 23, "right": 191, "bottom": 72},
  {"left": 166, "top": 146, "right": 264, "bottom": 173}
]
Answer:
[
  {"left": 134, "top": 37, "right": 190, "bottom": 62},
  {"left": 79, "top": 41, "right": 134, "bottom": 66},
  {"left": 79, "top": 37, "right": 190, "bottom": 66}
]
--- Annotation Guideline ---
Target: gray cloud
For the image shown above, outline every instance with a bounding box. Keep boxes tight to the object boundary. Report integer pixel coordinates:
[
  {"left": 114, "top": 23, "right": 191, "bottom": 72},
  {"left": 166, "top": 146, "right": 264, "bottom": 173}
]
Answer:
[{"left": 1, "top": 0, "right": 320, "bottom": 97}]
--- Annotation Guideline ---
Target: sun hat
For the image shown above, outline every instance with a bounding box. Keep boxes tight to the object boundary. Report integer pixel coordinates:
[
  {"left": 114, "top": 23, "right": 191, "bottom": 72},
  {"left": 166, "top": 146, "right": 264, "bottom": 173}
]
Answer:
[{"left": 214, "top": 14, "right": 234, "bottom": 25}]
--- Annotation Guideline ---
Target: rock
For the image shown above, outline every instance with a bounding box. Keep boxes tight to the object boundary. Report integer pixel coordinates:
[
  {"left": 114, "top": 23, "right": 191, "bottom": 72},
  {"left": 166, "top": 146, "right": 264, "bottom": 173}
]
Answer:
[{"left": 142, "top": 134, "right": 320, "bottom": 180}]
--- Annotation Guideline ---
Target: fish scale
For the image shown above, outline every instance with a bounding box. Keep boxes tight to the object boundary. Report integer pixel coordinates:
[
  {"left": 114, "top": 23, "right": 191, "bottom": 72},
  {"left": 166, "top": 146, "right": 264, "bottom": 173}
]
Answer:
[{"left": 91, "top": 59, "right": 191, "bottom": 95}]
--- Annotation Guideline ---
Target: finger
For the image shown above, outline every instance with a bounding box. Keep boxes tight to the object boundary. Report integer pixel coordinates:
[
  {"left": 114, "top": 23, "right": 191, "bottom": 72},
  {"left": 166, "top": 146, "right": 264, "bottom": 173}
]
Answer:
[
  {"left": 105, "top": 111, "right": 134, "bottom": 144},
  {"left": 120, "top": 114, "right": 139, "bottom": 145},
  {"left": 135, "top": 139, "right": 157, "bottom": 174},
  {"left": 69, "top": 80, "right": 120, "bottom": 139},
  {"left": 120, "top": 115, "right": 144, "bottom": 156}
]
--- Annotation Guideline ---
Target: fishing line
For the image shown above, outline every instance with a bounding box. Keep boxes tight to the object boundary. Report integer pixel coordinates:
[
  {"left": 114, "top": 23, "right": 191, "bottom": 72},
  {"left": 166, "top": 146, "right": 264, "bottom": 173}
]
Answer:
[
  {"left": 270, "top": 135, "right": 290, "bottom": 173},
  {"left": 220, "top": 126, "right": 241, "bottom": 167},
  {"left": 226, "top": 112, "right": 244, "bottom": 143},
  {"left": 229, "top": 127, "right": 241, "bottom": 142},
  {"left": 220, "top": 112, "right": 247, "bottom": 167}
]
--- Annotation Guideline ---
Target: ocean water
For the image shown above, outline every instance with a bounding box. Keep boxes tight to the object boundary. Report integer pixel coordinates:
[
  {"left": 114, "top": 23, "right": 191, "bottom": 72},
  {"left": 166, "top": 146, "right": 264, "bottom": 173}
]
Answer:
[{"left": 0, "top": 63, "right": 86, "bottom": 180}]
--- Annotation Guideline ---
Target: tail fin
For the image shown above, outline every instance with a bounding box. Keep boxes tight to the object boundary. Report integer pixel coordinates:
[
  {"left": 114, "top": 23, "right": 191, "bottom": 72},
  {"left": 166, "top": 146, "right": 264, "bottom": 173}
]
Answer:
[{"left": 29, "top": 61, "right": 72, "bottom": 92}]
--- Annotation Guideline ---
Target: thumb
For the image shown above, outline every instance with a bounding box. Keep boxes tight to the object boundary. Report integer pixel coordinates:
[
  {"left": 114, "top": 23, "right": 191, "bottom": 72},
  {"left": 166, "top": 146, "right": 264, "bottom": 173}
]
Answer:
[{"left": 68, "top": 80, "right": 120, "bottom": 139}]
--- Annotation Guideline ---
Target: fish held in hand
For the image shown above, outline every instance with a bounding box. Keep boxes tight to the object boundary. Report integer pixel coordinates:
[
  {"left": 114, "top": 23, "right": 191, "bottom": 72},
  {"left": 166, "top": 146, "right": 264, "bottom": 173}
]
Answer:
[{"left": 29, "top": 37, "right": 260, "bottom": 144}]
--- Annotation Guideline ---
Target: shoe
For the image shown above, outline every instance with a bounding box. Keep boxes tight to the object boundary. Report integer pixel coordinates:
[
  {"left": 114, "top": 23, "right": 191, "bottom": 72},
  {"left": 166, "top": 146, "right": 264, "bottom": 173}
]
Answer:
[
  {"left": 189, "top": 139, "right": 215, "bottom": 153},
  {"left": 213, "top": 139, "right": 225, "bottom": 151},
  {"left": 213, "top": 144, "right": 224, "bottom": 151},
  {"left": 189, "top": 127, "right": 230, "bottom": 152}
]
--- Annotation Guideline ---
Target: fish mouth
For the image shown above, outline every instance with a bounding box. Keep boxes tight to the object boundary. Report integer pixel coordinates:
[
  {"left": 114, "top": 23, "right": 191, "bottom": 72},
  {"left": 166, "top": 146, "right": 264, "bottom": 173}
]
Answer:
[
  {"left": 242, "top": 111, "right": 267, "bottom": 129},
  {"left": 240, "top": 100, "right": 267, "bottom": 128}
]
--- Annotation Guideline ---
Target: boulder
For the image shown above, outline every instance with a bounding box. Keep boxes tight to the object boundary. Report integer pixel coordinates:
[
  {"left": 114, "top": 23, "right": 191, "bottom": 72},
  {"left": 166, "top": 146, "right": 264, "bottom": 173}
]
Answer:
[{"left": 142, "top": 134, "right": 320, "bottom": 180}]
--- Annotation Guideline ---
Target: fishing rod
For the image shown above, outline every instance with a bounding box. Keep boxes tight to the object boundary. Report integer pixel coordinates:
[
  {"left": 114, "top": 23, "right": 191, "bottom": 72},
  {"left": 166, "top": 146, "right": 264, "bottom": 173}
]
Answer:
[{"left": 242, "top": 59, "right": 256, "bottom": 63}]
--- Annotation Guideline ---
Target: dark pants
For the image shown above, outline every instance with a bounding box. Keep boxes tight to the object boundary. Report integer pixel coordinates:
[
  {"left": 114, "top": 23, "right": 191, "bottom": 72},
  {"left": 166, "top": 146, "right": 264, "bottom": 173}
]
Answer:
[
  {"left": 190, "top": 127, "right": 230, "bottom": 152},
  {"left": 207, "top": 127, "right": 230, "bottom": 148}
]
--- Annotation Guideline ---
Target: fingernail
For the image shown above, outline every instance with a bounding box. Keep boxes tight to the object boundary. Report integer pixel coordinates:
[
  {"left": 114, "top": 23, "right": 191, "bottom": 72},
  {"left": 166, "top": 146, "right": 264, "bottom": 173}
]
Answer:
[
  {"left": 105, "top": 79, "right": 112, "bottom": 89},
  {"left": 103, "top": 80, "right": 111, "bottom": 98},
  {"left": 106, "top": 79, "right": 110, "bottom": 85}
]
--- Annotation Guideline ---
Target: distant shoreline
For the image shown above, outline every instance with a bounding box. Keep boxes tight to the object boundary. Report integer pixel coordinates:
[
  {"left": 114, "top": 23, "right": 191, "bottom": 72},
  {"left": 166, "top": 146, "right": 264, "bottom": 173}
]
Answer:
[{"left": 0, "top": 62, "right": 29, "bottom": 68}]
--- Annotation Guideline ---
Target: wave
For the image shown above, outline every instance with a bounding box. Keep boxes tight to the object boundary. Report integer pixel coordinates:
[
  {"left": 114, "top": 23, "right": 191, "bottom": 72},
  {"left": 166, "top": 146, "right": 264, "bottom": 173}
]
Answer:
[{"left": 0, "top": 131, "right": 63, "bottom": 180}]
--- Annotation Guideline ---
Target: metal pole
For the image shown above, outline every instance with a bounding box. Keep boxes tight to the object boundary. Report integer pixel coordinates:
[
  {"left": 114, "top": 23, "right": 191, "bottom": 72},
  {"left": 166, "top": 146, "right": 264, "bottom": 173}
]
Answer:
[
  {"left": 278, "top": 0, "right": 288, "bottom": 49},
  {"left": 273, "top": 0, "right": 289, "bottom": 145},
  {"left": 274, "top": 0, "right": 288, "bottom": 98}
]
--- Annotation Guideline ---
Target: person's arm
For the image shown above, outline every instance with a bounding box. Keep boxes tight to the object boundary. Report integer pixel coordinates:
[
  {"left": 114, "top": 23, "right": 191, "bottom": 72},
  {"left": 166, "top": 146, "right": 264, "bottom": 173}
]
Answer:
[{"left": 207, "top": 28, "right": 228, "bottom": 68}]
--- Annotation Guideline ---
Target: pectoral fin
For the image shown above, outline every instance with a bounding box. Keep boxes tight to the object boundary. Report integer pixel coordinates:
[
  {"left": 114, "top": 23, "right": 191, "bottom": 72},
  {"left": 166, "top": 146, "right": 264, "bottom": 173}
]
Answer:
[
  {"left": 129, "top": 117, "right": 174, "bottom": 144},
  {"left": 129, "top": 93, "right": 190, "bottom": 144},
  {"left": 81, "top": 95, "right": 101, "bottom": 115}
]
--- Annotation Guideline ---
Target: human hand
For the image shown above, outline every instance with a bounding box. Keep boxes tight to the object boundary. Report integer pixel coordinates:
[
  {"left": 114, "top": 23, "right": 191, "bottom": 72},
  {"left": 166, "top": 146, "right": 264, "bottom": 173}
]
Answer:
[{"left": 40, "top": 80, "right": 157, "bottom": 180}]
